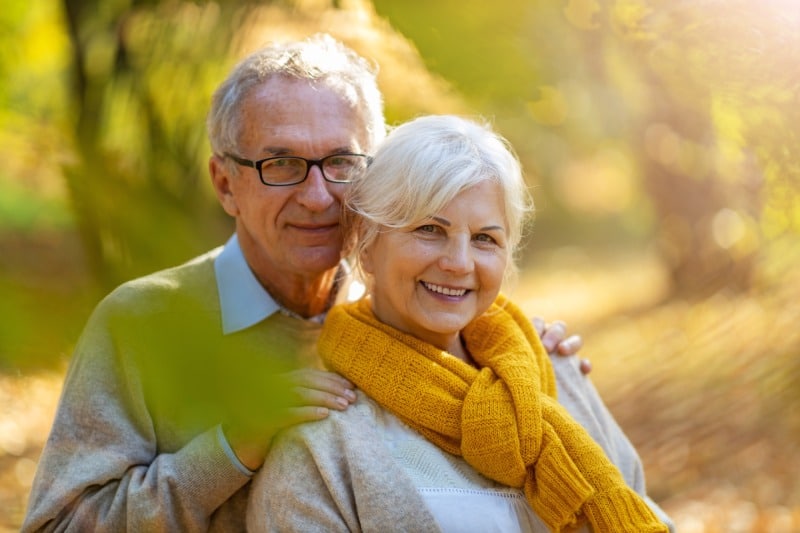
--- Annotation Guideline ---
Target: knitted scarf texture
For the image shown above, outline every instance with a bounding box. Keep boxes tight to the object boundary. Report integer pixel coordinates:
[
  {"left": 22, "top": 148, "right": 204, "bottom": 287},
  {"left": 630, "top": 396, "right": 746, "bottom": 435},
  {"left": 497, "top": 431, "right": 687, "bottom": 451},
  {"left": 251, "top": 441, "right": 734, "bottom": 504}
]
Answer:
[{"left": 318, "top": 295, "right": 667, "bottom": 532}]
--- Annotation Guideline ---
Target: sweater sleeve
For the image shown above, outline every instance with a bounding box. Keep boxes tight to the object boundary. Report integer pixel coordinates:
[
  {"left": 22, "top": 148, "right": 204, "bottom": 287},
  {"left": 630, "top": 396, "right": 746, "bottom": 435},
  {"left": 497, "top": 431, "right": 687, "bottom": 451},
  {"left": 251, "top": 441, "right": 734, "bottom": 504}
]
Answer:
[
  {"left": 248, "top": 394, "right": 442, "bottom": 533},
  {"left": 21, "top": 293, "right": 251, "bottom": 533}
]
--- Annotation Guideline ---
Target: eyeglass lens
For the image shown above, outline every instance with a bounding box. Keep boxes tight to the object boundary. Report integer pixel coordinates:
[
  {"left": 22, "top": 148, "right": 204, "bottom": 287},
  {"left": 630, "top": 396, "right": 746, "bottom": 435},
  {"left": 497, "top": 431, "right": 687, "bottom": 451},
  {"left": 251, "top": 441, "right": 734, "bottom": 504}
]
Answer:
[{"left": 261, "top": 155, "right": 367, "bottom": 184}]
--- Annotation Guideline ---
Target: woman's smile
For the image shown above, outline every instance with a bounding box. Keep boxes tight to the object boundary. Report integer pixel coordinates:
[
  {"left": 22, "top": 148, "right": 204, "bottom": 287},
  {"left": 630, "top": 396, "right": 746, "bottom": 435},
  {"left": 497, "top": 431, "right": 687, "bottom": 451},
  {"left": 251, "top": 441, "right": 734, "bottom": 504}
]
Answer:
[{"left": 420, "top": 281, "right": 469, "bottom": 298}]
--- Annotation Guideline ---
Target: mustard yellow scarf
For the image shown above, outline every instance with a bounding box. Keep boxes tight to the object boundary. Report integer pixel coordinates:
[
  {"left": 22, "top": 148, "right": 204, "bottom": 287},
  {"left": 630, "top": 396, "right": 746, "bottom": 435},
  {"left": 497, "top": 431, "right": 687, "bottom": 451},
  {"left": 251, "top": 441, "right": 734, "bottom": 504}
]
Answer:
[{"left": 319, "top": 294, "right": 667, "bottom": 532}]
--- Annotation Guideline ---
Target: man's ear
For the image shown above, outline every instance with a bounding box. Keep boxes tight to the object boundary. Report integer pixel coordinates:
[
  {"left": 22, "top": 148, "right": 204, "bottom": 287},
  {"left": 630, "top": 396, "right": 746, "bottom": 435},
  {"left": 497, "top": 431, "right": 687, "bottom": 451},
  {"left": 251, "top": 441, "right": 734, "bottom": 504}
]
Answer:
[{"left": 209, "top": 155, "right": 239, "bottom": 217}]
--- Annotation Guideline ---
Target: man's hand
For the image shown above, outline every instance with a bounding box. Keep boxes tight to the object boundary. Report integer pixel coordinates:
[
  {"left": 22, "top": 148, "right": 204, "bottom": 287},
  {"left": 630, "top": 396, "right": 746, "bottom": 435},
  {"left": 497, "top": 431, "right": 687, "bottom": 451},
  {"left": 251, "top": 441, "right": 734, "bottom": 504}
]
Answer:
[
  {"left": 282, "top": 368, "right": 357, "bottom": 419},
  {"left": 532, "top": 318, "right": 592, "bottom": 375},
  {"left": 225, "top": 368, "right": 356, "bottom": 470}
]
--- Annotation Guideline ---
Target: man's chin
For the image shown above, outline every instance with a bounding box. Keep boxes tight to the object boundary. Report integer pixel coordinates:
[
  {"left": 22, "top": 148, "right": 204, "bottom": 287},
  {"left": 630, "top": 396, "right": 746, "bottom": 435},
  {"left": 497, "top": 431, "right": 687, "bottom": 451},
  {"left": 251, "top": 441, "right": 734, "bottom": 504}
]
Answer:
[{"left": 292, "top": 248, "right": 343, "bottom": 276}]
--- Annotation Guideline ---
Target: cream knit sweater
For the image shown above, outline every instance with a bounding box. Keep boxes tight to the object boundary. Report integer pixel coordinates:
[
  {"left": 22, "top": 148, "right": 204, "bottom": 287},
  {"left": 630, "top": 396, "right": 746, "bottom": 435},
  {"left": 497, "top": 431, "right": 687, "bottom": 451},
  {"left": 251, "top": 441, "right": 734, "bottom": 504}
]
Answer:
[{"left": 248, "top": 325, "right": 674, "bottom": 531}]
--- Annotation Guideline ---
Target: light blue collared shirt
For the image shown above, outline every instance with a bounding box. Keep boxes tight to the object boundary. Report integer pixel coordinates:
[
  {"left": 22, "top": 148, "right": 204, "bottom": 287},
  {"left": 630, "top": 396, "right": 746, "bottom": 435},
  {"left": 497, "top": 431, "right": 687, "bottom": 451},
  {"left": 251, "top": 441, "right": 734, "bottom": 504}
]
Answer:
[{"left": 214, "top": 234, "right": 282, "bottom": 335}]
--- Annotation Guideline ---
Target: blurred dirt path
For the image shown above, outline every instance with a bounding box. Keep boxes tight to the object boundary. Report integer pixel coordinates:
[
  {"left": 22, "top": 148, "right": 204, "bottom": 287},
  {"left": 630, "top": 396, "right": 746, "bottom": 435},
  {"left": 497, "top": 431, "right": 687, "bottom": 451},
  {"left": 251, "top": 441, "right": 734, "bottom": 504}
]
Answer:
[{"left": 0, "top": 371, "right": 63, "bottom": 531}]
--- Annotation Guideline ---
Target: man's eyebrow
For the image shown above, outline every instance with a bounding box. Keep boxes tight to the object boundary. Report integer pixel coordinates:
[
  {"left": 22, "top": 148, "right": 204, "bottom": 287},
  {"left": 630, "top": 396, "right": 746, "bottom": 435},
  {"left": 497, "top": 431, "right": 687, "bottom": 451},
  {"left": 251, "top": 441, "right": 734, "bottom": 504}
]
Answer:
[
  {"left": 330, "top": 146, "right": 361, "bottom": 154},
  {"left": 261, "top": 146, "right": 359, "bottom": 155},
  {"left": 259, "top": 147, "right": 290, "bottom": 156}
]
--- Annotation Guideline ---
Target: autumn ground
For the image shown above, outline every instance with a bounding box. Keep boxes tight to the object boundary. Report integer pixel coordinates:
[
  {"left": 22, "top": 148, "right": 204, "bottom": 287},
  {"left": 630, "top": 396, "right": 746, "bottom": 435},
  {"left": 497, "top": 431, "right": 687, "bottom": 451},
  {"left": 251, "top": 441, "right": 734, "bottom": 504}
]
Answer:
[{"left": 1, "top": 243, "right": 798, "bottom": 532}]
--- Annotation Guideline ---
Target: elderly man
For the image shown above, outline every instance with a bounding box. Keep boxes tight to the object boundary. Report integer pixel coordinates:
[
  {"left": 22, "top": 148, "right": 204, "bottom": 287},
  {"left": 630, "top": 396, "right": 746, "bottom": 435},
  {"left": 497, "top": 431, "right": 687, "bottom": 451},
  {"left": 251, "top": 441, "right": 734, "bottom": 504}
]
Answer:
[{"left": 23, "top": 34, "right": 583, "bottom": 531}]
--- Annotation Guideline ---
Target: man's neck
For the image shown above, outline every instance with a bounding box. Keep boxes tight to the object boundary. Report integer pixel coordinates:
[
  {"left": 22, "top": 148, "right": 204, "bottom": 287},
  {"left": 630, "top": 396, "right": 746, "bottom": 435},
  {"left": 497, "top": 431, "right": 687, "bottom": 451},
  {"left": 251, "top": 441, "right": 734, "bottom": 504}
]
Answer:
[
  {"left": 258, "top": 266, "right": 339, "bottom": 319},
  {"left": 235, "top": 230, "right": 341, "bottom": 319}
]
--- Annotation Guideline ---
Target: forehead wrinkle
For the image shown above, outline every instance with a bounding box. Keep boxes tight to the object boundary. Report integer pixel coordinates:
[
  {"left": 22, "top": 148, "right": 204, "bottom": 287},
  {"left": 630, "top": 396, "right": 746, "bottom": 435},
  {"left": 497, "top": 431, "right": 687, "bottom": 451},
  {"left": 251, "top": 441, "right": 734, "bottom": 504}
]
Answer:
[{"left": 258, "top": 145, "right": 358, "bottom": 157}]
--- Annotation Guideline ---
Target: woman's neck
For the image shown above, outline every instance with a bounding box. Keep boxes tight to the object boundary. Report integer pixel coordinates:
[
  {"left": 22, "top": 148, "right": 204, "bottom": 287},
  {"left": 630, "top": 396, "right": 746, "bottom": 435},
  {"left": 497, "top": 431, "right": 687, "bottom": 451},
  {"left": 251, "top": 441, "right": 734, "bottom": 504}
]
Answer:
[{"left": 449, "top": 334, "right": 477, "bottom": 367}]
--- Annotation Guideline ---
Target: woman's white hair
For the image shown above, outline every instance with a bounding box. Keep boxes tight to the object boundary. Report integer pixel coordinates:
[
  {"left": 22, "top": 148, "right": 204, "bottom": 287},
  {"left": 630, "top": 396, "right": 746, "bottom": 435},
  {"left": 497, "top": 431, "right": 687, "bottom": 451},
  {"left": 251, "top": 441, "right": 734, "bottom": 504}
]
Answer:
[{"left": 345, "top": 114, "right": 534, "bottom": 279}]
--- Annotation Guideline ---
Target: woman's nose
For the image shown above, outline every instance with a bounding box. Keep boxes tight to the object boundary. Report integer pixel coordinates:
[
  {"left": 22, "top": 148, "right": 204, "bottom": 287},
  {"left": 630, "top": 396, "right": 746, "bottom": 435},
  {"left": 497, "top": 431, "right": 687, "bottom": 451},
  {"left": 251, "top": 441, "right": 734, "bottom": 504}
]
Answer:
[{"left": 438, "top": 237, "right": 473, "bottom": 273}]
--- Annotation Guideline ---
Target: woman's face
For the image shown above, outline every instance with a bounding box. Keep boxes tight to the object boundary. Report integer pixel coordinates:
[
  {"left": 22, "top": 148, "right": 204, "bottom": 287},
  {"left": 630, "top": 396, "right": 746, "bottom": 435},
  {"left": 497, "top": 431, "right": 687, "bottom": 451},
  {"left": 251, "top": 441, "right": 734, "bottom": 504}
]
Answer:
[{"left": 361, "top": 180, "right": 509, "bottom": 353}]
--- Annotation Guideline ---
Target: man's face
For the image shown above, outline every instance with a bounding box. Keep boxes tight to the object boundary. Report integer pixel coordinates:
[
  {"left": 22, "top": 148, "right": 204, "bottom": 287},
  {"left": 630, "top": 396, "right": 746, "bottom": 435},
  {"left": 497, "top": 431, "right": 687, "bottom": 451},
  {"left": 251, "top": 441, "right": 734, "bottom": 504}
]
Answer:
[{"left": 211, "top": 77, "right": 369, "bottom": 287}]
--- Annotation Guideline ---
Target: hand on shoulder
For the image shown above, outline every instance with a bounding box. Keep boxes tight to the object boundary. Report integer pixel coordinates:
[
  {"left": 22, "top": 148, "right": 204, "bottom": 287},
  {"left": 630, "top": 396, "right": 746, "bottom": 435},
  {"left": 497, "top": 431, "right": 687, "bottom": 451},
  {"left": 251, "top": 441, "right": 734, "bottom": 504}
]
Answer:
[{"left": 532, "top": 317, "right": 592, "bottom": 375}]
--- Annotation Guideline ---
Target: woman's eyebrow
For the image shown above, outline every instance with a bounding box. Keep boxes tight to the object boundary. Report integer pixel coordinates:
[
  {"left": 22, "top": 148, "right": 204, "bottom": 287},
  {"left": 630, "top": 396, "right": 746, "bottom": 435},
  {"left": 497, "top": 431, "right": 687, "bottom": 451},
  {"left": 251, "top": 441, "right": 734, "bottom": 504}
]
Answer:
[{"left": 430, "top": 217, "right": 505, "bottom": 232}]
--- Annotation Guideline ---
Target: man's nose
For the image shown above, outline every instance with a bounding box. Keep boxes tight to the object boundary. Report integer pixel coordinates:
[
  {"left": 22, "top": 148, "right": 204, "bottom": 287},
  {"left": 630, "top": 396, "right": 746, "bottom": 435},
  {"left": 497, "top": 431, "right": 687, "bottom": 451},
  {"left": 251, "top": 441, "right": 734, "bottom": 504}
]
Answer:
[{"left": 295, "top": 164, "right": 336, "bottom": 210}]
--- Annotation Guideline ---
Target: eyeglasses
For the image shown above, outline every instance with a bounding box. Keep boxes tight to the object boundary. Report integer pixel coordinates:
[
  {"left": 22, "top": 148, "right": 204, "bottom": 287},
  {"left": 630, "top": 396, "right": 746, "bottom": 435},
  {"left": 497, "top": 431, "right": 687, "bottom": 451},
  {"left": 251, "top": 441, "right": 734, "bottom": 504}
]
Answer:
[{"left": 224, "top": 152, "right": 371, "bottom": 186}]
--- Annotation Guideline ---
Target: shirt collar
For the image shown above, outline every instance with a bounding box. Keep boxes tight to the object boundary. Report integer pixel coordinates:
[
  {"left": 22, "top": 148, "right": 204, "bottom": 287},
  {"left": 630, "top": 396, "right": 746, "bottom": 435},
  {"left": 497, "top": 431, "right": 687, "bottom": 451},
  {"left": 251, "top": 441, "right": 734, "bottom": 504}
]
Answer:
[
  {"left": 214, "top": 234, "right": 281, "bottom": 334},
  {"left": 214, "top": 233, "right": 366, "bottom": 334}
]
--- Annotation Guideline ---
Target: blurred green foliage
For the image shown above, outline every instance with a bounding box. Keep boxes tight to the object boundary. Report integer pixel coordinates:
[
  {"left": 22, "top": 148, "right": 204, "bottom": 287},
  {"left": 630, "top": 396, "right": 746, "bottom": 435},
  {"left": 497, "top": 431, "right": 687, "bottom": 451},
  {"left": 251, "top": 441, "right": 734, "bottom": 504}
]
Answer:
[
  {"left": 0, "top": 0, "right": 798, "bottom": 371},
  {"left": 59, "top": 0, "right": 240, "bottom": 288},
  {"left": 373, "top": 0, "right": 800, "bottom": 291},
  {"left": 0, "top": 2, "right": 72, "bottom": 233}
]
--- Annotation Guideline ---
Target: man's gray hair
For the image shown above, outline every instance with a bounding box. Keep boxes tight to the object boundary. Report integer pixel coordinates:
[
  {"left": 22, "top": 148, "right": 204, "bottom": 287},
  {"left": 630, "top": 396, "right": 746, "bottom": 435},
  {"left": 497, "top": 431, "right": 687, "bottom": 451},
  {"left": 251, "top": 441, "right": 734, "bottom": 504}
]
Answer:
[{"left": 207, "top": 33, "right": 385, "bottom": 157}]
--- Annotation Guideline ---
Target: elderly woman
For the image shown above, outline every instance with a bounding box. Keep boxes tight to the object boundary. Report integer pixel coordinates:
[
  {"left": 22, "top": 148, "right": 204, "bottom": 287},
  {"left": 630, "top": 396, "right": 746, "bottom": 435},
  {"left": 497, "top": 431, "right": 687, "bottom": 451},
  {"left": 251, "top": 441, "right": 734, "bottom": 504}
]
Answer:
[{"left": 247, "top": 115, "right": 673, "bottom": 532}]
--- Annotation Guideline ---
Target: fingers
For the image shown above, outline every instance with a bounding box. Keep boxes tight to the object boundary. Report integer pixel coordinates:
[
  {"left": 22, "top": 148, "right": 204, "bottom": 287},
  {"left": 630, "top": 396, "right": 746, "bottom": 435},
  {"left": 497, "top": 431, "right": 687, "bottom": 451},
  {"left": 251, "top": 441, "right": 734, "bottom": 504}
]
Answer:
[
  {"left": 532, "top": 316, "right": 546, "bottom": 337},
  {"left": 531, "top": 317, "right": 593, "bottom": 375},
  {"left": 291, "top": 384, "right": 355, "bottom": 412},
  {"left": 539, "top": 320, "right": 567, "bottom": 354},
  {"left": 556, "top": 334, "right": 583, "bottom": 356},
  {"left": 551, "top": 330, "right": 592, "bottom": 375},
  {"left": 532, "top": 318, "right": 583, "bottom": 357},
  {"left": 283, "top": 368, "right": 356, "bottom": 411}
]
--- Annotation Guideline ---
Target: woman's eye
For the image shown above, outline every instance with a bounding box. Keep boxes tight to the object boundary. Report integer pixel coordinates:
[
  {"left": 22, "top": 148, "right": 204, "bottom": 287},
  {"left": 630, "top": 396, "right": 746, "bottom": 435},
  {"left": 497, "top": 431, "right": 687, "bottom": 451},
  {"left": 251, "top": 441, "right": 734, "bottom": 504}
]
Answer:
[
  {"left": 475, "top": 233, "right": 496, "bottom": 244},
  {"left": 417, "top": 224, "right": 437, "bottom": 233}
]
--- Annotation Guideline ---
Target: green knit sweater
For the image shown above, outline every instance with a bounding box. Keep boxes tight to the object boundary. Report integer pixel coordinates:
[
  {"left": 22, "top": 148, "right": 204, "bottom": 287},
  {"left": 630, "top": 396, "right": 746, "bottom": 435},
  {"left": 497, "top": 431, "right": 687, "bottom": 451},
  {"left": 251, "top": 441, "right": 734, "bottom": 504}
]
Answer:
[{"left": 23, "top": 248, "right": 322, "bottom": 532}]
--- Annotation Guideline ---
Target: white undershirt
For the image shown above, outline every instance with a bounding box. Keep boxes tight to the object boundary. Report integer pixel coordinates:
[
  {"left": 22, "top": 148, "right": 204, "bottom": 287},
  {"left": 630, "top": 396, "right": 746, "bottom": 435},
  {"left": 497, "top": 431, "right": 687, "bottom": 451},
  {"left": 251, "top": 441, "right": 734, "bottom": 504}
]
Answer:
[{"left": 368, "top": 395, "right": 573, "bottom": 533}]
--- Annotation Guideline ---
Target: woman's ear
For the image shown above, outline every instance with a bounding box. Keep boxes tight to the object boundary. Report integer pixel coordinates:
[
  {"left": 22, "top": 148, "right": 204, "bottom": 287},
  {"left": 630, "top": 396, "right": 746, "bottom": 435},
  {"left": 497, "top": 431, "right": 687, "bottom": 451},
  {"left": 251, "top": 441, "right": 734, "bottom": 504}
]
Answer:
[
  {"left": 340, "top": 208, "right": 358, "bottom": 259},
  {"left": 359, "top": 240, "right": 374, "bottom": 275}
]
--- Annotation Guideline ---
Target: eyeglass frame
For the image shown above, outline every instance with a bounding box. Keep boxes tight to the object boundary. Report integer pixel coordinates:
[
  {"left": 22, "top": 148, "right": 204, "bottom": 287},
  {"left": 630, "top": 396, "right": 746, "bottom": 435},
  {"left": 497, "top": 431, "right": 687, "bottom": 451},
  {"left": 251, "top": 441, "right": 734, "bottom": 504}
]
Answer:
[{"left": 223, "top": 152, "right": 372, "bottom": 186}]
